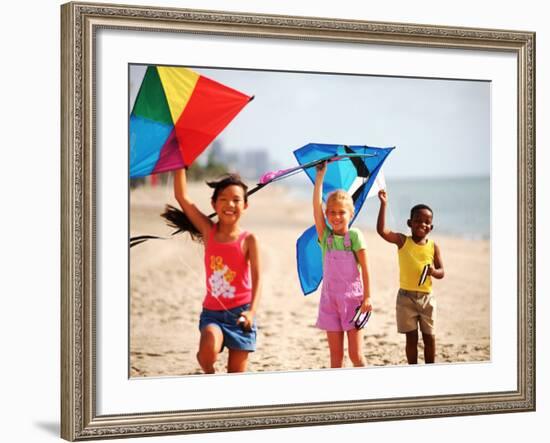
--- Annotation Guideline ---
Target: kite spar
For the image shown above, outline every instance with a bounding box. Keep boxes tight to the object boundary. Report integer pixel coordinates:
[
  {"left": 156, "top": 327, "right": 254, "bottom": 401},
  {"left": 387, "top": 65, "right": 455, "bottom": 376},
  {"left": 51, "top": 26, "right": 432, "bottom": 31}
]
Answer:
[
  {"left": 129, "top": 149, "right": 377, "bottom": 247},
  {"left": 130, "top": 144, "right": 393, "bottom": 250}
]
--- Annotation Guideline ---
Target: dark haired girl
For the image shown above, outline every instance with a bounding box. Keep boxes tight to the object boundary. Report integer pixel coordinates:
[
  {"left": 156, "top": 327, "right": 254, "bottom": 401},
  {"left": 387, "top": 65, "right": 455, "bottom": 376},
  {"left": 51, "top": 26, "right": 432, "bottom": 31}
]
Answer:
[{"left": 165, "top": 168, "right": 262, "bottom": 374}]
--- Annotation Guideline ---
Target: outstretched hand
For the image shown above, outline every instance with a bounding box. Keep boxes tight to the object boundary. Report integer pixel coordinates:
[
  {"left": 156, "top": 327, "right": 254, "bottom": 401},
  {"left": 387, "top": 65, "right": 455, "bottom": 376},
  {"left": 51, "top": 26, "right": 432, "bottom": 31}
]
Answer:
[{"left": 378, "top": 189, "right": 388, "bottom": 204}]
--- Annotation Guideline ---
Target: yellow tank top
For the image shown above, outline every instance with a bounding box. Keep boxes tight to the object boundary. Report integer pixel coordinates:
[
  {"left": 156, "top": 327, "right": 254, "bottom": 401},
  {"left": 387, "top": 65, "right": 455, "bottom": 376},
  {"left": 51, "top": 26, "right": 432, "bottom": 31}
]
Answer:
[{"left": 398, "top": 236, "right": 435, "bottom": 293}]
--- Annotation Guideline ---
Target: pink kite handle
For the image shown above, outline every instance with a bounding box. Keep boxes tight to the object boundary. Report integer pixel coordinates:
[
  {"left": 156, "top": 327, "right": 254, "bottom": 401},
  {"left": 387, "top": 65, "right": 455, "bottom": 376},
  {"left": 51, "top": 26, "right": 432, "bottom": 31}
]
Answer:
[{"left": 259, "top": 168, "right": 293, "bottom": 184}]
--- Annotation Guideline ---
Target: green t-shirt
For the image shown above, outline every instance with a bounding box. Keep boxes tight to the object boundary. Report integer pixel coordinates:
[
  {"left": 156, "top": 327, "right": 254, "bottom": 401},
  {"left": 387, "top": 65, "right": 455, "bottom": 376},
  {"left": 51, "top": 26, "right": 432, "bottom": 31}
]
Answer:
[{"left": 319, "top": 227, "right": 366, "bottom": 264}]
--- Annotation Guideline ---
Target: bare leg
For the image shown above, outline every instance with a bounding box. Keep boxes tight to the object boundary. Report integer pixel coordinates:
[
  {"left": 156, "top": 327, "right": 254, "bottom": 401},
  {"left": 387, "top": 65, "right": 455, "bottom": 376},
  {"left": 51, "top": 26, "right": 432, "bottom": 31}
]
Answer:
[
  {"left": 405, "top": 330, "right": 419, "bottom": 364},
  {"left": 196, "top": 325, "right": 223, "bottom": 374},
  {"left": 346, "top": 329, "right": 366, "bottom": 367},
  {"left": 326, "top": 331, "right": 345, "bottom": 368},
  {"left": 422, "top": 333, "right": 435, "bottom": 364},
  {"left": 227, "top": 349, "right": 250, "bottom": 373}
]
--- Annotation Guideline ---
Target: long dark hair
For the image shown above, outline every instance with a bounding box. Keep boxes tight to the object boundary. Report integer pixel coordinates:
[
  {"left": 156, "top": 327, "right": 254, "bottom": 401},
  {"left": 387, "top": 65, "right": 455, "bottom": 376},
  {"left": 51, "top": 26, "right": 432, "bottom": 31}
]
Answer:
[{"left": 161, "top": 174, "right": 248, "bottom": 242}]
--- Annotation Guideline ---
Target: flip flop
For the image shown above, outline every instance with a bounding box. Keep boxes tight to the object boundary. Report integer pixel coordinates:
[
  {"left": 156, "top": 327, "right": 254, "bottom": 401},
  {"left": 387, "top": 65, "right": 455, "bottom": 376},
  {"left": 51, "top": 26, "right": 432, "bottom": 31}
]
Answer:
[{"left": 351, "top": 307, "right": 372, "bottom": 330}]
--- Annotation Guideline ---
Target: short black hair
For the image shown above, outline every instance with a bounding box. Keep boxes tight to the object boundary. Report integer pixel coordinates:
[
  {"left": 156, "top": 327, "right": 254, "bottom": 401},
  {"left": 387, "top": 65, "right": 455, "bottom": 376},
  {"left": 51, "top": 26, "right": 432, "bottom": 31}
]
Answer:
[{"left": 410, "top": 204, "right": 433, "bottom": 219}]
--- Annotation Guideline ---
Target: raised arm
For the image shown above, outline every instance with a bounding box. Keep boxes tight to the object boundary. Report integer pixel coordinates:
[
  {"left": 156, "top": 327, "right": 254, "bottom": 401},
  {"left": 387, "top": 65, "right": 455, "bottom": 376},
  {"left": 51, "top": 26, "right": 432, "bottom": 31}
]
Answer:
[
  {"left": 174, "top": 168, "right": 213, "bottom": 238},
  {"left": 377, "top": 189, "right": 405, "bottom": 248},
  {"left": 313, "top": 162, "right": 328, "bottom": 241}
]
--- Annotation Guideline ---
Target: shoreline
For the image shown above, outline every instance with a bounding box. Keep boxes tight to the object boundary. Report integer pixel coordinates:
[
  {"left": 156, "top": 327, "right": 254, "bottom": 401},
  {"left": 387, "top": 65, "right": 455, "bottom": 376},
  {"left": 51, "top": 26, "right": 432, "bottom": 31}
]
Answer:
[
  {"left": 130, "top": 181, "right": 490, "bottom": 241},
  {"left": 130, "top": 180, "right": 491, "bottom": 239}
]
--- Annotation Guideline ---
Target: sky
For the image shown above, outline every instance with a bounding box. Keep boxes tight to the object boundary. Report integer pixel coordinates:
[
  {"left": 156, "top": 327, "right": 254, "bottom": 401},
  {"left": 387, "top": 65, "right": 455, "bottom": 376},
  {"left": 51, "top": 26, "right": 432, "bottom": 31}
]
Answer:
[{"left": 130, "top": 64, "right": 490, "bottom": 179}]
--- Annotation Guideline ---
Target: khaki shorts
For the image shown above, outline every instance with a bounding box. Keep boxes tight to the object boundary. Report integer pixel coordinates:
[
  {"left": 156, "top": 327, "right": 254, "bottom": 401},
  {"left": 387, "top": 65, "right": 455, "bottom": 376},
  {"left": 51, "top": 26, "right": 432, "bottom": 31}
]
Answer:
[{"left": 396, "top": 288, "right": 436, "bottom": 335}]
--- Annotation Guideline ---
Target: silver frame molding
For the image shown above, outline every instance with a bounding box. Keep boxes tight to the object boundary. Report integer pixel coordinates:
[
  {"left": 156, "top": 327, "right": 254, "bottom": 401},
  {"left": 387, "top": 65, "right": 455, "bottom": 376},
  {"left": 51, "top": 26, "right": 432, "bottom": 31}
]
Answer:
[{"left": 61, "top": 2, "right": 535, "bottom": 440}]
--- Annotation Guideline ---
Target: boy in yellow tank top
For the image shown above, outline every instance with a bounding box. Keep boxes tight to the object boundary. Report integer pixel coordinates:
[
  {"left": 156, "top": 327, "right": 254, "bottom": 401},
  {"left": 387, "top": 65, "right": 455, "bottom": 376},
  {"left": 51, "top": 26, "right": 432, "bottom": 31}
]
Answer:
[{"left": 376, "top": 189, "right": 445, "bottom": 364}]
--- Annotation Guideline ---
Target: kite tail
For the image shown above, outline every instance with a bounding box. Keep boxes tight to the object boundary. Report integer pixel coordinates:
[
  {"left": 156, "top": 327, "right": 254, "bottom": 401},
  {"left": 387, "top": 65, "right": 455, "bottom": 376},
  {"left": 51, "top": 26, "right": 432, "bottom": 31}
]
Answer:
[{"left": 161, "top": 205, "right": 204, "bottom": 242}]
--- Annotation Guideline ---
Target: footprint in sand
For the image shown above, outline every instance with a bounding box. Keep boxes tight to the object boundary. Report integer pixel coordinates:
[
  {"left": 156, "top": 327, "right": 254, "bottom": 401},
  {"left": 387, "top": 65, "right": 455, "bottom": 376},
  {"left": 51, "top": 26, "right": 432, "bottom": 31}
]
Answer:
[{"left": 372, "top": 333, "right": 387, "bottom": 339}]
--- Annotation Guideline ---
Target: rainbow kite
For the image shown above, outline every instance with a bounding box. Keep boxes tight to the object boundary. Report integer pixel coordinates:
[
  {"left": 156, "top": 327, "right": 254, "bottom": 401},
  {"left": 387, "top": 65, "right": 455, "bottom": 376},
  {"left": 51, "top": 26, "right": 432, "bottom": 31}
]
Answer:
[{"left": 130, "top": 66, "right": 253, "bottom": 178}]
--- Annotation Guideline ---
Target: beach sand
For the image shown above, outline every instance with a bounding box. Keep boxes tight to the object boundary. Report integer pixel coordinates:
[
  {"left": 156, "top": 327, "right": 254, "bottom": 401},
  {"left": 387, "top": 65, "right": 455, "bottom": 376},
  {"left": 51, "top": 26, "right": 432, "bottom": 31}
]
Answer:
[{"left": 130, "top": 183, "right": 490, "bottom": 377}]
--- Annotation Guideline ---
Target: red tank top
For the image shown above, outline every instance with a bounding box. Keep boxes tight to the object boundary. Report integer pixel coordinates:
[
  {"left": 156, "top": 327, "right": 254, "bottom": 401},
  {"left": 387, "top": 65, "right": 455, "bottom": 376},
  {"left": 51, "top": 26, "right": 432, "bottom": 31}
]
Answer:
[{"left": 202, "top": 225, "right": 252, "bottom": 310}]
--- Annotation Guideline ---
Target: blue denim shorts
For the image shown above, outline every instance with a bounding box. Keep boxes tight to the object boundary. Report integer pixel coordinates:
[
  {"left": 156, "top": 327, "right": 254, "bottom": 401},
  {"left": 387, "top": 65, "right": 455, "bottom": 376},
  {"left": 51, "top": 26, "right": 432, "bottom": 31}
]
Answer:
[{"left": 199, "top": 304, "right": 257, "bottom": 352}]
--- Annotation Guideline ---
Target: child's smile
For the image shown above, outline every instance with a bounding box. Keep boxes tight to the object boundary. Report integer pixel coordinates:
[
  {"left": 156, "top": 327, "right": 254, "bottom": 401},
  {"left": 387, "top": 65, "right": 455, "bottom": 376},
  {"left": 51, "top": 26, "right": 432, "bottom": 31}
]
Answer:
[
  {"left": 326, "top": 203, "right": 352, "bottom": 234},
  {"left": 409, "top": 208, "right": 433, "bottom": 241},
  {"left": 212, "top": 185, "right": 247, "bottom": 223}
]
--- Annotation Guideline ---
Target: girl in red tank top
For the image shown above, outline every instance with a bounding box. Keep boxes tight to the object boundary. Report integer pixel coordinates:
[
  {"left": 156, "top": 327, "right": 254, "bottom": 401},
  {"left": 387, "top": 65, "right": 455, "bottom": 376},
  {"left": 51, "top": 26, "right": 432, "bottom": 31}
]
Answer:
[
  {"left": 203, "top": 226, "right": 252, "bottom": 311},
  {"left": 168, "top": 168, "right": 262, "bottom": 374}
]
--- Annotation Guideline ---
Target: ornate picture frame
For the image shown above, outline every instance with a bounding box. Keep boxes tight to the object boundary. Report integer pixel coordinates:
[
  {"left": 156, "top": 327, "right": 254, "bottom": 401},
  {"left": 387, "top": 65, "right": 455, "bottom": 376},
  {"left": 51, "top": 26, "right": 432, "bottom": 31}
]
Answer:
[{"left": 61, "top": 1, "right": 535, "bottom": 440}]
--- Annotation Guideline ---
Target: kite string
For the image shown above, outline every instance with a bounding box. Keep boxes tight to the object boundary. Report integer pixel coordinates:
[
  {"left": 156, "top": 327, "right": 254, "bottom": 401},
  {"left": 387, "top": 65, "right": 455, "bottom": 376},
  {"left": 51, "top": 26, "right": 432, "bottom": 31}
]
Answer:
[{"left": 131, "top": 154, "right": 376, "bottom": 246}]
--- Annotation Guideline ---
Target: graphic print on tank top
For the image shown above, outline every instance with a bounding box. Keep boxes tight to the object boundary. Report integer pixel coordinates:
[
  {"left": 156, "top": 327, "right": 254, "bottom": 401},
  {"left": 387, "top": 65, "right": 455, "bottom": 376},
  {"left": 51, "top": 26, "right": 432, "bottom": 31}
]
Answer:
[{"left": 208, "top": 255, "right": 237, "bottom": 299}]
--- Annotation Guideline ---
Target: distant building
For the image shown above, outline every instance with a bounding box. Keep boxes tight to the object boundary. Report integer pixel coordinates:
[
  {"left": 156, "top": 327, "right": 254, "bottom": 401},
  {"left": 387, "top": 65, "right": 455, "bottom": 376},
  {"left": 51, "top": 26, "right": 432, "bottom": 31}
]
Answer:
[
  {"left": 208, "top": 140, "right": 224, "bottom": 166},
  {"left": 207, "top": 141, "right": 272, "bottom": 180},
  {"left": 240, "top": 150, "right": 270, "bottom": 179}
]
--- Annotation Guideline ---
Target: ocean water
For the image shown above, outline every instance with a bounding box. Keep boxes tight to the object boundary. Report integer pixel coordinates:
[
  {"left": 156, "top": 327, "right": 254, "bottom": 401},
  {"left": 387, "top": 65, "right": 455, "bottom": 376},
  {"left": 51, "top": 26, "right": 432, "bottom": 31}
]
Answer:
[{"left": 282, "top": 176, "right": 490, "bottom": 240}]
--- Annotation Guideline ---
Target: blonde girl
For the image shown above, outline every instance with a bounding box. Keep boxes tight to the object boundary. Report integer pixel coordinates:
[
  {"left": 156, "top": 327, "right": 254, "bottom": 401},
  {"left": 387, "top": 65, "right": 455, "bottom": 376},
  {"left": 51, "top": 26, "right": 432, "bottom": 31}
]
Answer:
[{"left": 313, "top": 162, "right": 372, "bottom": 368}]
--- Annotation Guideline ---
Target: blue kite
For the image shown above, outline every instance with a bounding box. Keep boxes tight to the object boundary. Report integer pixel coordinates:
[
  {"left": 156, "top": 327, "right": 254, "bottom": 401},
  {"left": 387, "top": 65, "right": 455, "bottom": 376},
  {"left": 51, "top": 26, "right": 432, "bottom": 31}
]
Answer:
[{"left": 293, "top": 143, "right": 394, "bottom": 295}]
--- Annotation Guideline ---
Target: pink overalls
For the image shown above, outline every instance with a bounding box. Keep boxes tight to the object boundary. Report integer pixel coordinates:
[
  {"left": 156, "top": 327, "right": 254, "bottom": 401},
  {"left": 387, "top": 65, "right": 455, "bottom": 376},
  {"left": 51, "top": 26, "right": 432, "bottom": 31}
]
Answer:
[{"left": 316, "top": 232, "right": 364, "bottom": 331}]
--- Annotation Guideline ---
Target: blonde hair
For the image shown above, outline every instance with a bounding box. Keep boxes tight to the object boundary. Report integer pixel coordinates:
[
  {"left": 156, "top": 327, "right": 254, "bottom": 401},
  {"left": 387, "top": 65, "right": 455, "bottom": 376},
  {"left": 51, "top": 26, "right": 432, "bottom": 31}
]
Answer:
[{"left": 325, "top": 190, "right": 355, "bottom": 217}]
